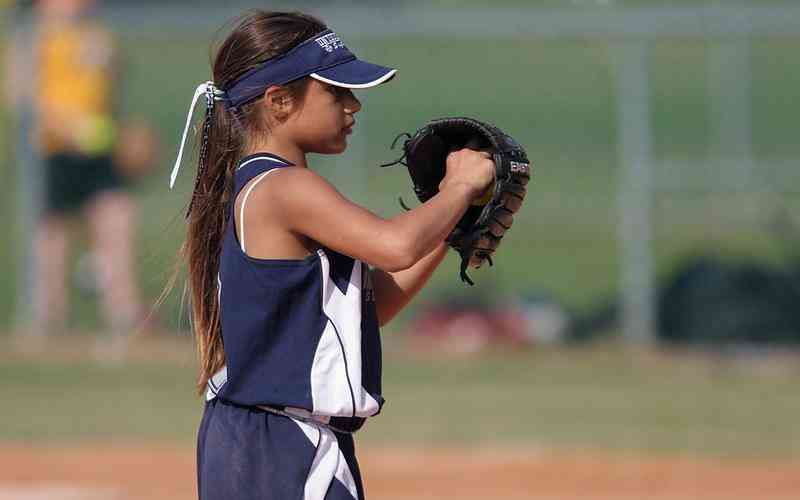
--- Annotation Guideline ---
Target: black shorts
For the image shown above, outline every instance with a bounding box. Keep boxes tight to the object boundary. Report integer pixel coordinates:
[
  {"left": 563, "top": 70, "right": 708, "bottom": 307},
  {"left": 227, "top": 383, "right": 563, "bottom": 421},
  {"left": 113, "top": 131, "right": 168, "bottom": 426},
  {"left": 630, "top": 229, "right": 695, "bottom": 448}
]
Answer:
[{"left": 44, "top": 152, "right": 126, "bottom": 215}]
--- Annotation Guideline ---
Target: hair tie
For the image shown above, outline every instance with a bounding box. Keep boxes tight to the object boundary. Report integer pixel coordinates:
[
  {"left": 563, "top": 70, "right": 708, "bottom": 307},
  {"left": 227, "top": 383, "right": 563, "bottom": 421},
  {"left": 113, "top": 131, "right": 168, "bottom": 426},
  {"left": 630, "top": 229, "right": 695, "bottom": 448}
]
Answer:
[
  {"left": 184, "top": 85, "right": 219, "bottom": 218},
  {"left": 169, "top": 81, "right": 226, "bottom": 190}
]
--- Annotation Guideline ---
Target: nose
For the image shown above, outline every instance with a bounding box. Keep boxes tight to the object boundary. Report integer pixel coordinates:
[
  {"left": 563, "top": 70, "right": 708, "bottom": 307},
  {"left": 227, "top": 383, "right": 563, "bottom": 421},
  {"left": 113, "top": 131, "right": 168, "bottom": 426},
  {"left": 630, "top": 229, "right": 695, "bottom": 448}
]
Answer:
[{"left": 343, "top": 89, "right": 361, "bottom": 114}]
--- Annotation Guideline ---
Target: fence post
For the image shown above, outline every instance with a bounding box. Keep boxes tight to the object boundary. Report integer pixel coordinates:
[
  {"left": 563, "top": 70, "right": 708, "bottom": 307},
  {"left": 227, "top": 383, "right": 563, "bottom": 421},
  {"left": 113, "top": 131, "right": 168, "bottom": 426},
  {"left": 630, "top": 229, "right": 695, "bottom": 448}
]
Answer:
[
  {"left": 11, "top": 6, "right": 43, "bottom": 335},
  {"left": 613, "top": 41, "right": 656, "bottom": 344}
]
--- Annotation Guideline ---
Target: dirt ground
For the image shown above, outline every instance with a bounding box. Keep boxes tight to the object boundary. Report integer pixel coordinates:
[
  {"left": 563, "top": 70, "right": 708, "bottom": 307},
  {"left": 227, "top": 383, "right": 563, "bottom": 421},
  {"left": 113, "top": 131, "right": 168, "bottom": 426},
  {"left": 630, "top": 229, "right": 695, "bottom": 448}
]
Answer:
[{"left": 0, "top": 444, "right": 798, "bottom": 500}]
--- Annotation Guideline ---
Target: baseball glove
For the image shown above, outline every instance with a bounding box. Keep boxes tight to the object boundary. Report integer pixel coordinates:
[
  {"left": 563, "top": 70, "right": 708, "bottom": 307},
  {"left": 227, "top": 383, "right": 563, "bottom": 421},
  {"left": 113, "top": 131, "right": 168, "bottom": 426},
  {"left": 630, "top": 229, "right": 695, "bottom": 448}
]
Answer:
[{"left": 381, "top": 117, "right": 531, "bottom": 285}]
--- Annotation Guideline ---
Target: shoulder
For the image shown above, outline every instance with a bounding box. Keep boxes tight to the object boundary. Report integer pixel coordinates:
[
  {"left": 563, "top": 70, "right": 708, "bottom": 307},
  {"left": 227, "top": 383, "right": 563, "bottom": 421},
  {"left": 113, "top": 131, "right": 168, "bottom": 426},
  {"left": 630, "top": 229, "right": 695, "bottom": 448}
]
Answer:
[
  {"left": 274, "top": 165, "right": 329, "bottom": 183},
  {"left": 243, "top": 165, "right": 366, "bottom": 238},
  {"left": 239, "top": 166, "right": 339, "bottom": 212},
  {"left": 250, "top": 166, "right": 338, "bottom": 201}
]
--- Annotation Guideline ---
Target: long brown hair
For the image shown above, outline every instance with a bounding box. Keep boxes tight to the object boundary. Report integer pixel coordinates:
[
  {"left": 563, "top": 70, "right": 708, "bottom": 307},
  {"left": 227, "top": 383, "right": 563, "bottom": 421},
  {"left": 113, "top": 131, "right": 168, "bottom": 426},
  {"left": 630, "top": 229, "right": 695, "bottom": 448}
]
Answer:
[{"left": 175, "top": 11, "right": 326, "bottom": 394}]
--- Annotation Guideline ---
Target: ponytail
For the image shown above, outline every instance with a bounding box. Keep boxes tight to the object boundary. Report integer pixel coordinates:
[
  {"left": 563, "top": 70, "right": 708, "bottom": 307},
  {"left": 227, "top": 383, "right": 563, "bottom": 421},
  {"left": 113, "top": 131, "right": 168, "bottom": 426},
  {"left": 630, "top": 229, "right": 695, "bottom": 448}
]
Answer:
[{"left": 183, "top": 90, "right": 241, "bottom": 394}]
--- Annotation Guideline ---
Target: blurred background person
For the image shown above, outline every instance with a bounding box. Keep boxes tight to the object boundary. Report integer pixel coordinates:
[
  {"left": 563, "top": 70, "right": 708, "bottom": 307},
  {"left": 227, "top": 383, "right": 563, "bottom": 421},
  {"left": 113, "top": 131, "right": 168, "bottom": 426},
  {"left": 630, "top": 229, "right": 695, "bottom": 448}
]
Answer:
[{"left": 9, "top": 0, "right": 149, "bottom": 355}]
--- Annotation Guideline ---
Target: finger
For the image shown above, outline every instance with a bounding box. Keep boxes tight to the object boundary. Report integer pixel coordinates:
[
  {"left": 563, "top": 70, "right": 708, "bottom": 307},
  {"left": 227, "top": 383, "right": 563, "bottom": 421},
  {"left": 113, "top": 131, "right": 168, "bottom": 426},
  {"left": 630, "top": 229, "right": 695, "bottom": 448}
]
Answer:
[
  {"left": 454, "top": 148, "right": 491, "bottom": 161},
  {"left": 488, "top": 208, "right": 514, "bottom": 238},
  {"left": 500, "top": 184, "right": 526, "bottom": 213},
  {"left": 476, "top": 233, "right": 502, "bottom": 252}
]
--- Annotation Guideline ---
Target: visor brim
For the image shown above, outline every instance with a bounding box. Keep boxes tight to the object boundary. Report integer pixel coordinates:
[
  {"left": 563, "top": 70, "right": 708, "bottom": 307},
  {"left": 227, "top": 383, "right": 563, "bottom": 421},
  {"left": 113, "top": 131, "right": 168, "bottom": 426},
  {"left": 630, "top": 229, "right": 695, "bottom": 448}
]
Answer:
[{"left": 310, "top": 59, "right": 397, "bottom": 89}]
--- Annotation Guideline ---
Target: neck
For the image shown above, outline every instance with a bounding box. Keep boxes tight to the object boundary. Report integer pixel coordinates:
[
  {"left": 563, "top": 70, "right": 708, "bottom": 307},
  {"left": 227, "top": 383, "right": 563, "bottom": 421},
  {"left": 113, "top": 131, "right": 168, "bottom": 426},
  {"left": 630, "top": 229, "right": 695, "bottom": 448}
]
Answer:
[{"left": 245, "top": 134, "right": 307, "bottom": 168}]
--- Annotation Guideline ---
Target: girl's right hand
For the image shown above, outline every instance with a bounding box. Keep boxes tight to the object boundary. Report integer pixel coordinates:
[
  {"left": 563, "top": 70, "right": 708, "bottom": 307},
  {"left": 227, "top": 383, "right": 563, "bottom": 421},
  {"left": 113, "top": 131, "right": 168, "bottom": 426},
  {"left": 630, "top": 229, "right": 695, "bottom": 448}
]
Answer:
[{"left": 440, "top": 147, "right": 495, "bottom": 200}]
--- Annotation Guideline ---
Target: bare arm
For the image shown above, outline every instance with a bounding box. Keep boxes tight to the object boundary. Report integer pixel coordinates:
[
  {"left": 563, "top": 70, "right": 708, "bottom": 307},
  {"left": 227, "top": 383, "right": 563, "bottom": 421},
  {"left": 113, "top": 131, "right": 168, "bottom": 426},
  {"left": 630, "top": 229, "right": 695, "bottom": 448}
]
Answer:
[
  {"left": 371, "top": 241, "right": 448, "bottom": 327},
  {"left": 265, "top": 148, "right": 493, "bottom": 272}
]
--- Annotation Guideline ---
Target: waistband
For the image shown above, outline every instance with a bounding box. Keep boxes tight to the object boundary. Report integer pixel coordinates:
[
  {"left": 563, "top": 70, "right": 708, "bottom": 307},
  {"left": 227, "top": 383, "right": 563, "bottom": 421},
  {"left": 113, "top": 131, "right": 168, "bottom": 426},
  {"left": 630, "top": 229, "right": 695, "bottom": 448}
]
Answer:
[
  {"left": 256, "top": 405, "right": 361, "bottom": 435},
  {"left": 207, "top": 367, "right": 363, "bottom": 434}
]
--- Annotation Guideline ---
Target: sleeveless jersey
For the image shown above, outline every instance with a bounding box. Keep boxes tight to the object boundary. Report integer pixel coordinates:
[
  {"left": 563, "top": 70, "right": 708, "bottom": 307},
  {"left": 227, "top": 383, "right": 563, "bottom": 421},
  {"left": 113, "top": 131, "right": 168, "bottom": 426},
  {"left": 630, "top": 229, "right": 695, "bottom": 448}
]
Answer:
[{"left": 206, "top": 153, "right": 383, "bottom": 432}]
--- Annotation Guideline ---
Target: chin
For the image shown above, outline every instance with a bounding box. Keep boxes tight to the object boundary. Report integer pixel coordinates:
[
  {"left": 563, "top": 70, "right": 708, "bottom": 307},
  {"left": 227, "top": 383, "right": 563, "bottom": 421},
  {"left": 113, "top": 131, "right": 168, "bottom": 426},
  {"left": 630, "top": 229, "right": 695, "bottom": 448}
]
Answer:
[
  {"left": 328, "top": 139, "right": 348, "bottom": 154},
  {"left": 308, "top": 131, "right": 346, "bottom": 153}
]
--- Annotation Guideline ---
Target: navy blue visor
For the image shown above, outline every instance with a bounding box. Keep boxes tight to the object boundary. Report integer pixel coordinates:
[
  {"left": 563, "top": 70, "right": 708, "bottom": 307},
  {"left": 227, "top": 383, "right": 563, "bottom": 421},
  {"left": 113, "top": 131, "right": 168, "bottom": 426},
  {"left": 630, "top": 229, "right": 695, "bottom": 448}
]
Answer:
[{"left": 222, "top": 29, "right": 396, "bottom": 110}]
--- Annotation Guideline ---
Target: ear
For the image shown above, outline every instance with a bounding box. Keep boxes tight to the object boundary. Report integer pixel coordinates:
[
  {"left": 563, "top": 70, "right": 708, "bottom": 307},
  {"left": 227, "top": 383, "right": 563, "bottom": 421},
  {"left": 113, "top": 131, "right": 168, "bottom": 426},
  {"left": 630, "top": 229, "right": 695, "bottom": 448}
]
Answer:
[{"left": 263, "top": 85, "right": 293, "bottom": 114}]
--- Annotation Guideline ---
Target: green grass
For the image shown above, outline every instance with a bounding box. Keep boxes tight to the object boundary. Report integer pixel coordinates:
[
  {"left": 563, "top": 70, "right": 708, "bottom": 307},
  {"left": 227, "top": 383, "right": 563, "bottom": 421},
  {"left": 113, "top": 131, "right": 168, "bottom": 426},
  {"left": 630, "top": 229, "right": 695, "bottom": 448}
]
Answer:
[
  {"left": 1, "top": 338, "right": 798, "bottom": 458},
  {"left": 371, "top": 345, "right": 800, "bottom": 457},
  {"left": 2, "top": 356, "right": 200, "bottom": 441}
]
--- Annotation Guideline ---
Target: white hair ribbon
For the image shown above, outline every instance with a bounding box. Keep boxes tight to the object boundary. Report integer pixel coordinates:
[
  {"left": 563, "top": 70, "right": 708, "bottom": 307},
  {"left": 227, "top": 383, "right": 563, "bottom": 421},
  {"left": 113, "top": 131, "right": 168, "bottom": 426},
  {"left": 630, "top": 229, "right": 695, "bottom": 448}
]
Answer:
[{"left": 169, "top": 81, "right": 225, "bottom": 189}]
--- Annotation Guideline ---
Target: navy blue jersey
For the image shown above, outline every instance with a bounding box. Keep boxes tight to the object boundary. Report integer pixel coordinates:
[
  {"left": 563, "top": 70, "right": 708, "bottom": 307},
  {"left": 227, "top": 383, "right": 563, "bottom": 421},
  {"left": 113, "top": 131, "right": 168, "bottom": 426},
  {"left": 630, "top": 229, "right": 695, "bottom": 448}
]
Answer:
[{"left": 206, "top": 153, "right": 383, "bottom": 431}]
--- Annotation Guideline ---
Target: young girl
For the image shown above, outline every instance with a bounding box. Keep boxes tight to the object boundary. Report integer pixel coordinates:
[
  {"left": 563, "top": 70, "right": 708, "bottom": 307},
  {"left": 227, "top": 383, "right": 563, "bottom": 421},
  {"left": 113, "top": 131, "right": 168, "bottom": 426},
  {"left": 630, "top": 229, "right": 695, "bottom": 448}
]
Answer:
[{"left": 169, "top": 11, "right": 495, "bottom": 500}]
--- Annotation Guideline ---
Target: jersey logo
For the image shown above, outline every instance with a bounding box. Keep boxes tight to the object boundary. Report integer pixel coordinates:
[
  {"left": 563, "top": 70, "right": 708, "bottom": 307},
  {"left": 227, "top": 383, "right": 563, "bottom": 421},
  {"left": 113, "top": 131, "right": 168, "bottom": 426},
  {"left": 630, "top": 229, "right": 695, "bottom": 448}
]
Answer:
[
  {"left": 315, "top": 32, "right": 344, "bottom": 53},
  {"left": 510, "top": 161, "right": 530, "bottom": 174}
]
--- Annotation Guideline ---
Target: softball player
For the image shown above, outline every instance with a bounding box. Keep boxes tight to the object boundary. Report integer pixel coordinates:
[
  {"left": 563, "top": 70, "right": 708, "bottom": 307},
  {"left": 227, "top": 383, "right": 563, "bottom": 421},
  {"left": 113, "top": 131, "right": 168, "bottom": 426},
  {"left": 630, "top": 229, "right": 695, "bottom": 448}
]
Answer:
[{"left": 169, "top": 11, "right": 494, "bottom": 500}]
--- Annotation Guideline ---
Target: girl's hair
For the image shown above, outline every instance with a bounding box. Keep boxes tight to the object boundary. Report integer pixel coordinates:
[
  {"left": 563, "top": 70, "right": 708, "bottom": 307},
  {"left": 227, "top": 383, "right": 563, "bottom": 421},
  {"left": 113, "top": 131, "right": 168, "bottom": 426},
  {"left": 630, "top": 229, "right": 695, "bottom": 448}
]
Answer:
[{"left": 178, "top": 10, "right": 326, "bottom": 394}]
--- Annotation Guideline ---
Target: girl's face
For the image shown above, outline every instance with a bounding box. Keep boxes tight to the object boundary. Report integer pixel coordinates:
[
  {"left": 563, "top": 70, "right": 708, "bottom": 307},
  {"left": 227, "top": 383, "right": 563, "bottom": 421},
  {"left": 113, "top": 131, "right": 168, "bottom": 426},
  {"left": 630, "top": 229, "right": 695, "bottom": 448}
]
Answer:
[{"left": 286, "top": 79, "right": 362, "bottom": 155}]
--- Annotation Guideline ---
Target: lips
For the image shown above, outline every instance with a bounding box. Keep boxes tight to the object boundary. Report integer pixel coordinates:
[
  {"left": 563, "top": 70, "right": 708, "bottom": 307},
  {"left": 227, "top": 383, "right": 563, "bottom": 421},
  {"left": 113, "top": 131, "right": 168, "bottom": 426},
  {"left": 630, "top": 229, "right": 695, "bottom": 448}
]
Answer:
[{"left": 344, "top": 121, "right": 355, "bottom": 134}]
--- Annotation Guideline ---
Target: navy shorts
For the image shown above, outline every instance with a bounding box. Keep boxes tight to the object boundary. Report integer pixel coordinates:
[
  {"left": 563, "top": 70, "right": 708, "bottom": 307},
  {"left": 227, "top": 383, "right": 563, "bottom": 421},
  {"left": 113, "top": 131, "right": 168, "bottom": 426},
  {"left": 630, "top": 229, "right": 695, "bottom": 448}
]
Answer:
[{"left": 197, "top": 398, "right": 365, "bottom": 500}]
